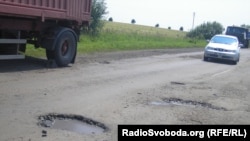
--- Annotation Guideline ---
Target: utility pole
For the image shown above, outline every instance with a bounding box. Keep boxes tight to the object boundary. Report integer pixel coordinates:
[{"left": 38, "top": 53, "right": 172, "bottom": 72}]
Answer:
[{"left": 192, "top": 12, "right": 195, "bottom": 30}]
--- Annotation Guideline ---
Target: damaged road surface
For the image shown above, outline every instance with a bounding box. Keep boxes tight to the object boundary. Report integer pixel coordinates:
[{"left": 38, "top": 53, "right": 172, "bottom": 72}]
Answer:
[{"left": 1, "top": 48, "right": 250, "bottom": 141}]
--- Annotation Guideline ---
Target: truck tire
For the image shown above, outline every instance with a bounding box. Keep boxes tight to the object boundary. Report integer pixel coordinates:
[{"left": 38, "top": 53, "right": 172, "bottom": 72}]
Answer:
[{"left": 54, "top": 30, "right": 77, "bottom": 67}]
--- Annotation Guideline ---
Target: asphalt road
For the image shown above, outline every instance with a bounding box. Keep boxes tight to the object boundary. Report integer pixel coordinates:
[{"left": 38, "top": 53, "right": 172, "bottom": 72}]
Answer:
[{"left": 0, "top": 48, "right": 250, "bottom": 141}]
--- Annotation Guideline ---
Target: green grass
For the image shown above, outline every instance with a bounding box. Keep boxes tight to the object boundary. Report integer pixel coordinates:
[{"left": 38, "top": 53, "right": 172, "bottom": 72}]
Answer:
[
  {"left": 25, "top": 46, "right": 45, "bottom": 57},
  {"left": 26, "top": 21, "right": 206, "bottom": 57},
  {"left": 78, "top": 22, "right": 206, "bottom": 53}
]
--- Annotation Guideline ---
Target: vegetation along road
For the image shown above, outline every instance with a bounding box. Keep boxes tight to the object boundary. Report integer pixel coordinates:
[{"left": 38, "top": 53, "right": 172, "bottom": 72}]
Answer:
[{"left": 1, "top": 47, "right": 250, "bottom": 141}]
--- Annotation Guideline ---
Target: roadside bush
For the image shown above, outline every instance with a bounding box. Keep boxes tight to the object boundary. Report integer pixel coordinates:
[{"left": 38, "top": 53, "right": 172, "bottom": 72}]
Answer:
[
  {"left": 108, "top": 17, "right": 113, "bottom": 22},
  {"left": 88, "top": 0, "right": 108, "bottom": 36},
  {"left": 179, "top": 26, "right": 184, "bottom": 31},
  {"left": 131, "top": 19, "right": 136, "bottom": 24},
  {"left": 187, "top": 21, "right": 224, "bottom": 39}
]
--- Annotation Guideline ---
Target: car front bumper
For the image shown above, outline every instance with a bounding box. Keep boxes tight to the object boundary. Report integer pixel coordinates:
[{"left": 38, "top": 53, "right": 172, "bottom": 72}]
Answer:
[{"left": 204, "top": 50, "right": 239, "bottom": 61}]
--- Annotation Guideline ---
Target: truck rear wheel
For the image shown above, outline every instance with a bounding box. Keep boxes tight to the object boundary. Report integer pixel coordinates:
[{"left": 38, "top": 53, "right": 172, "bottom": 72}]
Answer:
[{"left": 53, "top": 30, "right": 76, "bottom": 67}]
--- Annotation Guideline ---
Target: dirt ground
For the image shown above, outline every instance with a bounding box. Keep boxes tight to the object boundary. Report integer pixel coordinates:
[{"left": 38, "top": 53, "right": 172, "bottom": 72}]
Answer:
[{"left": 0, "top": 48, "right": 250, "bottom": 141}]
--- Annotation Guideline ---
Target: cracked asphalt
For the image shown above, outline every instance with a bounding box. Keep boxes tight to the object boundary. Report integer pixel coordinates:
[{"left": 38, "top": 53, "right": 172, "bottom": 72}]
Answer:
[{"left": 1, "top": 48, "right": 250, "bottom": 141}]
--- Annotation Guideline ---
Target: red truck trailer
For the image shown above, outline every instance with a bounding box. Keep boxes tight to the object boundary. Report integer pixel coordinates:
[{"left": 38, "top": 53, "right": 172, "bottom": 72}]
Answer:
[{"left": 0, "top": 0, "right": 92, "bottom": 67}]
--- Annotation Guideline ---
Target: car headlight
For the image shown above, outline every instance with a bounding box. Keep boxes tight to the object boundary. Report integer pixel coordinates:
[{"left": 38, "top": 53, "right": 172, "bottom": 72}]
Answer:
[
  {"left": 228, "top": 50, "right": 237, "bottom": 53},
  {"left": 206, "top": 46, "right": 213, "bottom": 50}
]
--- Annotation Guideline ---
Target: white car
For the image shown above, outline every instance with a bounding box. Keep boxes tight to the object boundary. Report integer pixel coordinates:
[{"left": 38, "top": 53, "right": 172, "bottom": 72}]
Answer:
[{"left": 203, "top": 34, "right": 241, "bottom": 64}]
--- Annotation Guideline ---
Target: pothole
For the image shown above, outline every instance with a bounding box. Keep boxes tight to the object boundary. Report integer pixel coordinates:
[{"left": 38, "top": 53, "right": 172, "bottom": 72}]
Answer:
[
  {"left": 99, "top": 60, "right": 111, "bottom": 64},
  {"left": 151, "top": 98, "right": 227, "bottom": 111},
  {"left": 37, "top": 113, "right": 108, "bottom": 135},
  {"left": 170, "top": 81, "right": 186, "bottom": 85}
]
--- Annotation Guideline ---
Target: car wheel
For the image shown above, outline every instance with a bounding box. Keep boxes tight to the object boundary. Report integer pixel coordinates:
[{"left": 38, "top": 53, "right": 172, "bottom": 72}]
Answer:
[
  {"left": 203, "top": 56, "right": 209, "bottom": 61},
  {"left": 231, "top": 60, "right": 237, "bottom": 65}
]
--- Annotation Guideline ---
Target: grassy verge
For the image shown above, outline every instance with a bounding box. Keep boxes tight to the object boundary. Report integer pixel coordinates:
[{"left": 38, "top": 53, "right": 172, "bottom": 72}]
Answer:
[
  {"left": 26, "top": 21, "right": 206, "bottom": 57},
  {"left": 78, "top": 22, "right": 206, "bottom": 53}
]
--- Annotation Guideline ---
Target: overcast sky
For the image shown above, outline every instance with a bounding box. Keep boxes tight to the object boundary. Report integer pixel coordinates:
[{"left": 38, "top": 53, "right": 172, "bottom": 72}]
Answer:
[{"left": 105, "top": 0, "right": 250, "bottom": 31}]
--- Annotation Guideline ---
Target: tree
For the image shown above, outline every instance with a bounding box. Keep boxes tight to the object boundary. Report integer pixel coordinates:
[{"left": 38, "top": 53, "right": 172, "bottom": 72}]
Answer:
[
  {"left": 108, "top": 17, "right": 113, "bottom": 22},
  {"left": 155, "top": 24, "right": 160, "bottom": 28},
  {"left": 241, "top": 24, "right": 250, "bottom": 29},
  {"left": 187, "top": 21, "right": 224, "bottom": 39},
  {"left": 179, "top": 26, "right": 184, "bottom": 31},
  {"left": 88, "top": 0, "right": 108, "bottom": 35},
  {"left": 168, "top": 27, "right": 171, "bottom": 30},
  {"left": 131, "top": 19, "right": 136, "bottom": 24}
]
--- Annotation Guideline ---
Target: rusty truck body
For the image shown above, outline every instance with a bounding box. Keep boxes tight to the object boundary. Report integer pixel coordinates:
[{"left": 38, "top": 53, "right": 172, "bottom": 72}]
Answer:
[{"left": 0, "top": 0, "right": 92, "bottom": 67}]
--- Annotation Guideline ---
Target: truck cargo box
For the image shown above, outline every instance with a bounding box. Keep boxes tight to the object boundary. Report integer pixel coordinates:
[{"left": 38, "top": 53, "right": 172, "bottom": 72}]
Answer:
[{"left": 0, "top": 0, "right": 91, "bottom": 25}]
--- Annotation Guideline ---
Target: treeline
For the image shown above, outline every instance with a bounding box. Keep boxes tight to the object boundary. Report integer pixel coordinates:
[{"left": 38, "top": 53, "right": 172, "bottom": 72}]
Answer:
[{"left": 186, "top": 22, "right": 224, "bottom": 40}]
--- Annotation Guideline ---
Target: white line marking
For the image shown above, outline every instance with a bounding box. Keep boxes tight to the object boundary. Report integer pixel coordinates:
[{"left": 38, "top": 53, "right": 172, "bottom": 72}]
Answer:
[{"left": 212, "top": 69, "right": 232, "bottom": 77}]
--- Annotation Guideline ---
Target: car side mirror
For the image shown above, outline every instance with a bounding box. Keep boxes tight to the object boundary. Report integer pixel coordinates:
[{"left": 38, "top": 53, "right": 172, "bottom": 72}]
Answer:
[{"left": 239, "top": 44, "right": 244, "bottom": 48}]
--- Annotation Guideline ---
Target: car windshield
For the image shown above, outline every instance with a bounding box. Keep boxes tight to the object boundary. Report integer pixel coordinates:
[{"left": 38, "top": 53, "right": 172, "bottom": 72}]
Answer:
[{"left": 210, "top": 36, "right": 237, "bottom": 45}]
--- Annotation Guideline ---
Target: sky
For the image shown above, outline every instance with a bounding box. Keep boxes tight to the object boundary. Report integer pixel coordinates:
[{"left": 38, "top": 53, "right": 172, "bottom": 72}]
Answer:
[{"left": 105, "top": 0, "right": 250, "bottom": 31}]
